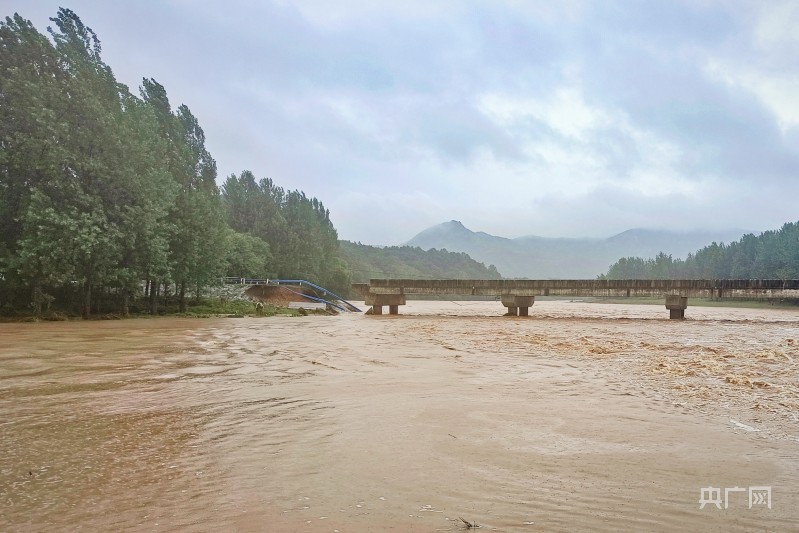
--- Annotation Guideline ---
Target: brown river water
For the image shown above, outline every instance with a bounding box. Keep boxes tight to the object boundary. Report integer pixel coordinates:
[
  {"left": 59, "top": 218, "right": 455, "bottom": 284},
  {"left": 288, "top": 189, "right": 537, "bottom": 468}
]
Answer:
[{"left": 1, "top": 300, "right": 798, "bottom": 532}]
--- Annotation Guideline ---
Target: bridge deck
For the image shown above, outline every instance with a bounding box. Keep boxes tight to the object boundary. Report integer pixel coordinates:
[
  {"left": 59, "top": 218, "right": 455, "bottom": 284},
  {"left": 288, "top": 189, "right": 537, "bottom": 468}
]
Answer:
[{"left": 356, "top": 279, "right": 799, "bottom": 299}]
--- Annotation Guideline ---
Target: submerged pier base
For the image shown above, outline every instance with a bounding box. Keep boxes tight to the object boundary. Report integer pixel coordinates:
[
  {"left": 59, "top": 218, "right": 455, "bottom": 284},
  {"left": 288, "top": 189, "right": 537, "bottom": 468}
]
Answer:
[
  {"left": 665, "top": 295, "right": 688, "bottom": 319},
  {"left": 365, "top": 293, "right": 406, "bottom": 316},
  {"left": 501, "top": 295, "right": 535, "bottom": 317}
]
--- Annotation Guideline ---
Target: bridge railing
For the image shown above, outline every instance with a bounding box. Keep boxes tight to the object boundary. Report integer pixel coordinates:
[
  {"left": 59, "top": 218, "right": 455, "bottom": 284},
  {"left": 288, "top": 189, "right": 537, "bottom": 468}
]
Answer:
[
  {"left": 223, "top": 277, "right": 361, "bottom": 312},
  {"left": 222, "top": 277, "right": 271, "bottom": 285}
]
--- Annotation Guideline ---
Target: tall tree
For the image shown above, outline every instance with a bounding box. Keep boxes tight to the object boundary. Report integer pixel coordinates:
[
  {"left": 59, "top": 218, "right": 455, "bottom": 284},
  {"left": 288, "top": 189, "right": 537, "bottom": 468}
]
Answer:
[
  {"left": 604, "top": 222, "right": 799, "bottom": 281},
  {"left": 1, "top": 8, "right": 356, "bottom": 315},
  {"left": 141, "top": 80, "right": 227, "bottom": 311},
  {"left": 0, "top": 13, "right": 71, "bottom": 303}
]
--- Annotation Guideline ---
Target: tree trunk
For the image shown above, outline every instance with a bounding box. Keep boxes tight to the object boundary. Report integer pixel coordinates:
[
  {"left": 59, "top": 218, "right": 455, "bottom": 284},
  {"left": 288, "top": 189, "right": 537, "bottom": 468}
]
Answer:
[
  {"left": 149, "top": 279, "right": 158, "bottom": 315},
  {"left": 95, "top": 285, "right": 102, "bottom": 315},
  {"left": 82, "top": 280, "right": 92, "bottom": 319},
  {"left": 122, "top": 290, "right": 130, "bottom": 317},
  {"left": 31, "top": 279, "right": 42, "bottom": 316},
  {"left": 179, "top": 280, "right": 186, "bottom": 313}
]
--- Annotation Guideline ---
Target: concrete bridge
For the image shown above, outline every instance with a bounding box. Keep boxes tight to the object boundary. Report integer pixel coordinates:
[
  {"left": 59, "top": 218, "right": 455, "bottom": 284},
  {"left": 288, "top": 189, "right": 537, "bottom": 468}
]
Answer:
[{"left": 353, "top": 279, "right": 799, "bottom": 319}]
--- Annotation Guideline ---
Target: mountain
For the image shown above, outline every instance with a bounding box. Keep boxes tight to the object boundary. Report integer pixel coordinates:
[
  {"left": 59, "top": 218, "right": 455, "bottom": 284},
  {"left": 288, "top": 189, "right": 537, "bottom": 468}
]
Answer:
[
  {"left": 339, "top": 239, "right": 501, "bottom": 283},
  {"left": 404, "top": 221, "right": 747, "bottom": 278}
]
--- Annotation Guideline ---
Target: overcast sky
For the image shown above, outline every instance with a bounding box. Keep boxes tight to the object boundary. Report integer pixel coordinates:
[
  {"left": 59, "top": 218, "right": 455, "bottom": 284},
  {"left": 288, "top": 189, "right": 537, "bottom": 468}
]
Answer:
[{"left": 5, "top": 1, "right": 799, "bottom": 244}]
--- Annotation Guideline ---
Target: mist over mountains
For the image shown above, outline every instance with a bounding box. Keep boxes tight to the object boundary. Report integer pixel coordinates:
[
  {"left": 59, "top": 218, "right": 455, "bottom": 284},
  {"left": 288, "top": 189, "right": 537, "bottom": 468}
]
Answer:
[{"left": 405, "top": 221, "right": 747, "bottom": 278}]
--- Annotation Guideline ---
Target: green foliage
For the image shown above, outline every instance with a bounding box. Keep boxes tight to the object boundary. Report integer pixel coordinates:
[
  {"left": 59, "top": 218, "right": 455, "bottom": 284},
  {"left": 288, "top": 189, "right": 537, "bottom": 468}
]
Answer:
[
  {"left": 224, "top": 230, "right": 273, "bottom": 278},
  {"left": 0, "top": 9, "right": 234, "bottom": 316},
  {"left": 220, "top": 171, "right": 347, "bottom": 293},
  {"left": 603, "top": 222, "right": 799, "bottom": 279},
  {"left": 1, "top": 9, "right": 146, "bottom": 315},
  {"left": 339, "top": 241, "right": 502, "bottom": 283},
  {"left": 139, "top": 78, "right": 228, "bottom": 310},
  {"left": 0, "top": 8, "right": 505, "bottom": 317}
]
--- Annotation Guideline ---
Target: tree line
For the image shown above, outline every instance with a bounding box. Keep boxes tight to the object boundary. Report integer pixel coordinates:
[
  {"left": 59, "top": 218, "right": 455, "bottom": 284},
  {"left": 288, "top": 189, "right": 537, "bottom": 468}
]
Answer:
[
  {"left": 602, "top": 222, "right": 799, "bottom": 280},
  {"left": 0, "top": 10, "right": 347, "bottom": 317}
]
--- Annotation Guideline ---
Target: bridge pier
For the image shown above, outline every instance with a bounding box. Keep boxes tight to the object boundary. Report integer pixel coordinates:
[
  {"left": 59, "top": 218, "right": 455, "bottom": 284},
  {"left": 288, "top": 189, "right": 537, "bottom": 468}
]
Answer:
[
  {"left": 501, "top": 295, "right": 535, "bottom": 317},
  {"left": 365, "top": 292, "right": 406, "bottom": 315},
  {"left": 665, "top": 295, "right": 688, "bottom": 319}
]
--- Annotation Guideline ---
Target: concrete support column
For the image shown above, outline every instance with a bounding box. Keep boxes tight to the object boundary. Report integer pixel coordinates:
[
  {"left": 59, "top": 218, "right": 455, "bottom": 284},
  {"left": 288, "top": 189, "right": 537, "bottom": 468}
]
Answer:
[
  {"left": 501, "top": 295, "right": 535, "bottom": 317},
  {"left": 365, "top": 292, "right": 406, "bottom": 316},
  {"left": 665, "top": 295, "right": 688, "bottom": 320}
]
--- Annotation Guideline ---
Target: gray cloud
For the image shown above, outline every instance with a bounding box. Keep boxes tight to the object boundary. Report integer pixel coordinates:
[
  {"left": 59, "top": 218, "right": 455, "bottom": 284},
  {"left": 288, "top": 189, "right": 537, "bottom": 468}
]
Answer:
[{"left": 6, "top": 0, "right": 799, "bottom": 244}]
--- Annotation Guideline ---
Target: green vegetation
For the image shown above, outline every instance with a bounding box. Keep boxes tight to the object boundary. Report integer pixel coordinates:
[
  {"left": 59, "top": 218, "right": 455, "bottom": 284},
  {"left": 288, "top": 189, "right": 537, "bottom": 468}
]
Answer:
[
  {"left": 0, "top": 296, "right": 320, "bottom": 322},
  {"left": 0, "top": 9, "right": 503, "bottom": 319},
  {"left": 0, "top": 9, "right": 348, "bottom": 317},
  {"left": 339, "top": 241, "right": 501, "bottom": 283},
  {"left": 221, "top": 171, "right": 349, "bottom": 293},
  {"left": 602, "top": 222, "right": 799, "bottom": 280},
  {"left": 159, "top": 298, "right": 325, "bottom": 318}
]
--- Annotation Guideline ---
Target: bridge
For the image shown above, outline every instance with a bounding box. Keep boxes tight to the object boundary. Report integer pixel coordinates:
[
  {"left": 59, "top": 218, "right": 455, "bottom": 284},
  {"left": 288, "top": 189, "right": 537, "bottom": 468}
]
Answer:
[
  {"left": 223, "top": 278, "right": 361, "bottom": 312},
  {"left": 353, "top": 279, "right": 799, "bottom": 319}
]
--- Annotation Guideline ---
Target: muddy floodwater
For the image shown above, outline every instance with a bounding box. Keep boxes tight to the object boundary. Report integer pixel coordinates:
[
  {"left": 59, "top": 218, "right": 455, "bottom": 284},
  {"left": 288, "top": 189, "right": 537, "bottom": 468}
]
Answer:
[{"left": 1, "top": 301, "right": 798, "bottom": 532}]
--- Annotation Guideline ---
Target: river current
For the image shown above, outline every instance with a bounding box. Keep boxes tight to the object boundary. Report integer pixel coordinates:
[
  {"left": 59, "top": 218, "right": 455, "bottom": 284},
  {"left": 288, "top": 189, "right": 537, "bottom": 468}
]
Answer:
[{"left": 1, "top": 300, "right": 797, "bottom": 531}]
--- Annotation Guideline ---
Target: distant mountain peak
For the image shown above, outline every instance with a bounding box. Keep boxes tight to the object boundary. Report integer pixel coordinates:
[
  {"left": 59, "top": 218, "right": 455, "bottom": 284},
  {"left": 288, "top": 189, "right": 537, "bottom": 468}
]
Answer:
[
  {"left": 440, "top": 219, "right": 468, "bottom": 230},
  {"left": 404, "top": 221, "right": 747, "bottom": 278},
  {"left": 409, "top": 219, "right": 472, "bottom": 238}
]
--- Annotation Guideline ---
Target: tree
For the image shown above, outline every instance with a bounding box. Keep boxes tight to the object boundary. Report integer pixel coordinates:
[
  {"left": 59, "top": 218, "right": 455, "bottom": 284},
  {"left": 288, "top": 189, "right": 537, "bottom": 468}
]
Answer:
[
  {"left": 604, "top": 223, "right": 799, "bottom": 280},
  {"left": 1, "top": 7, "right": 365, "bottom": 315},
  {"left": 224, "top": 230, "right": 273, "bottom": 278},
  {"left": 221, "top": 171, "right": 288, "bottom": 268},
  {"left": 140, "top": 79, "right": 227, "bottom": 311},
  {"left": 0, "top": 13, "right": 72, "bottom": 302}
]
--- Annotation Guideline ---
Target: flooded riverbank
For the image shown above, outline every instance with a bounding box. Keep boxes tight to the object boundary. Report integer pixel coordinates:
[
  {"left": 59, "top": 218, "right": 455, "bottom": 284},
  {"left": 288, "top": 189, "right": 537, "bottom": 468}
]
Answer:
[{"left": 1, "top": 301, "right": 797, "bottom": 531}]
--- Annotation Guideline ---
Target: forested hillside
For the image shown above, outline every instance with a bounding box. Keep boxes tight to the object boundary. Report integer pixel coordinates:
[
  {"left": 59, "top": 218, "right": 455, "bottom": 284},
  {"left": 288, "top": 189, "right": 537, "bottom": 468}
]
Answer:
[
  {"left": 339, "top": 241, "right": 501, "bottom": 282},
  {"left": 0, "top": 10, "right": 347, "bottom": 316},
  {"left": 602, "top": 222, "right": 799, "bottom": 279}
]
